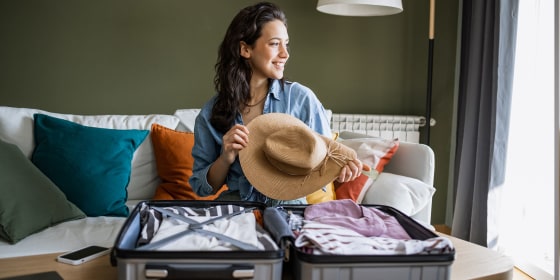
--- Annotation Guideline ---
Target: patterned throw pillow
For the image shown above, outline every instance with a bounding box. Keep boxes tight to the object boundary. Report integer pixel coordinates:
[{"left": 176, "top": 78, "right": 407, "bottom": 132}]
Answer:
[
  {"left": 334, "top": 137, "right": 399, "bottom": 203},
  {"left": 338, "top": 137, "right": 399, "bottom": 177}
]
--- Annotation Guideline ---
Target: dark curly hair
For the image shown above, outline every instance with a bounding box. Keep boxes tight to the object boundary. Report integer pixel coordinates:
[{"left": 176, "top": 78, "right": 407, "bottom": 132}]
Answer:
[{"left": 211, "top": 2, "right": 287, "bottom": 133}]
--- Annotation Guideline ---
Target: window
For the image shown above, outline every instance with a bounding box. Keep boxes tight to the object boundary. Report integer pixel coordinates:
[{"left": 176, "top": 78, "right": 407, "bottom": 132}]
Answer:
[{"left": 497, "top": 0, "right": 555, "bottom": 278}]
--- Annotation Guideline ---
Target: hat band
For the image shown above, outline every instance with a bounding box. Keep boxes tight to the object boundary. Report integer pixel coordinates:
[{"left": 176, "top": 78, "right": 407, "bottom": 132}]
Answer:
[
  {"left": 265, "top": 153, "right": 314, "bottom": 176},
  {"left": 301, "top": 141, "right": 352, "bottom": 186}
]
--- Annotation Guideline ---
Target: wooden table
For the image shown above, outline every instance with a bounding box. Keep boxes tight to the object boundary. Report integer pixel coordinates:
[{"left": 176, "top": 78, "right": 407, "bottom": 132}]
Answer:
[
  {"left": 0, "top": 234, "right": 513, "bottom": 280},
  {"left": 441, "top": 233, "right": 514, "bottom": 280},
  {"left": 0, "top": 253, "right": 116, "bottom": 280}
]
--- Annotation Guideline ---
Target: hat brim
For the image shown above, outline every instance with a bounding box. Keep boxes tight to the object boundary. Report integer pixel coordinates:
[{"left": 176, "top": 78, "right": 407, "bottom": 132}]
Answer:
[{"left": 239, "top": 113, "right": 355, "bottom": 200}]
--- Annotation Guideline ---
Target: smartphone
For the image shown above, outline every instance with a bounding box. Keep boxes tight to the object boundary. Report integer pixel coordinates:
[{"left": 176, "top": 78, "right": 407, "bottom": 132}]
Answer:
[{"left": 56, "top": 245, "right": 111, "bottom": 265}]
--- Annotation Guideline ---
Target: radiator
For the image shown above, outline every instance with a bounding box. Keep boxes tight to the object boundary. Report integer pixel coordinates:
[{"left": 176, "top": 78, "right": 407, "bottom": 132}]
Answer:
[{"left": 330, "top": 113, "right": 434, "bottom": 143}]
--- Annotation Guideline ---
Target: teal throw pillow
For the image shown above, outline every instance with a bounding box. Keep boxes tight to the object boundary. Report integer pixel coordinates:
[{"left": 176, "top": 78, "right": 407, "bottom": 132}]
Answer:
[
  {"left": 0, "top": 139, "right": 86, "bottom": 244},
  {"left": 31, "top": 114, "right": 149, "bottom": 217}
]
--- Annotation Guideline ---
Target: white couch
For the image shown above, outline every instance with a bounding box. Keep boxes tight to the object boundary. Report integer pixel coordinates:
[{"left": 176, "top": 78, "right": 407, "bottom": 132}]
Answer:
[{"left": 0, "top": 106, "right": 435, "bottom": 259}]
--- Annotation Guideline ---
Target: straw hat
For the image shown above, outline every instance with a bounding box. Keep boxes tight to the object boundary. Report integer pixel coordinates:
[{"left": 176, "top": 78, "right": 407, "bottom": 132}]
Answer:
[{"left": 239, "top": 113, "right": 357, "bottom": 200}]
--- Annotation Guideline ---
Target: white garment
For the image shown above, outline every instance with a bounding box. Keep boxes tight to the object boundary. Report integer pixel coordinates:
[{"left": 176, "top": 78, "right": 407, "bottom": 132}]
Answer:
[{"left": 150, "top": 213, "right": 262, "bottom": 251}]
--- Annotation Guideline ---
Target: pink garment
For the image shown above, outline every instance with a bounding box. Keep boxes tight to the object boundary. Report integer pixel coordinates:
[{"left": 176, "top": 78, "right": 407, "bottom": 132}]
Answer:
[
  {"left": 294, "top": 221, "right": 453, "bottom": 255},
  {"left": 304, "top": 199, "right": 411, "bottom": 240}
]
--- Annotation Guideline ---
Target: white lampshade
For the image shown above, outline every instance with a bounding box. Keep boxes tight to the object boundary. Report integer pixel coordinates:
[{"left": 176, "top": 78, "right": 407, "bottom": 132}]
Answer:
[{"left": 317, "top": 0, "right": 403, "bottom": 16}]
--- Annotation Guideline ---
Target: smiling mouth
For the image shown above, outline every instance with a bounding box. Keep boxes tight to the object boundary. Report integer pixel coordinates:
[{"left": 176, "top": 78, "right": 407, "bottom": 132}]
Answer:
[{"left": 273, "top": 62, "right": 285, "bottom": 69}]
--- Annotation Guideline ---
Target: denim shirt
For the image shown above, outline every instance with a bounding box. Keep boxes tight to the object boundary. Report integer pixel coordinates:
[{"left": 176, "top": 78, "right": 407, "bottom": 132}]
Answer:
[{"left": 189, "top": 79, "right": 332, "bottom": 205}]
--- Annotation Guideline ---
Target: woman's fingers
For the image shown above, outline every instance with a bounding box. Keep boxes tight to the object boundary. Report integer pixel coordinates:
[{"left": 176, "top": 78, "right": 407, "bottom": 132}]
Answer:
[
  {"left": 347, "top": 159, "right": 362, "bottom": 181},
  {"left": 336, "top": 158, "right": 363, "bottom": 183},
  {"left": 221, "top": 124, "right": 250, "bottom": 163},
  {"left": 224, "top": 125, "right": 249, "bottom": 149}
]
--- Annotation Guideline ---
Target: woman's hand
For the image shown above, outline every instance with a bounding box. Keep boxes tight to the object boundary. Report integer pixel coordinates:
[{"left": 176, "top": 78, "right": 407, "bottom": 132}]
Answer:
[
  {"left": 220, "top": 124, "right": 250, "bottom": 164},
  {"left": 336, "top": 158, "right": 365, "bottom": 183}
]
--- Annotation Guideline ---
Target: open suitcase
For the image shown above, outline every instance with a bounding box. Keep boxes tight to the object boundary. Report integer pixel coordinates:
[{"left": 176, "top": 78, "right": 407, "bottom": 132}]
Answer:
[
  {"left": 264, "top": 202, "right": 455, "bottom": 280},
  {"left": 111, "top": 200, "right": 285, "bottom": 280}
]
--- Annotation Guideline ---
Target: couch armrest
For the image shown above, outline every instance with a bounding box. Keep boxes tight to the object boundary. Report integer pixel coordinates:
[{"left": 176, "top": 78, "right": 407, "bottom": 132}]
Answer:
[
  {"left": 383, "top": 142, "right": 435, "bottom": 186},
  {"left": 383, "top": 142, "right": 435, "bottom": 226}
]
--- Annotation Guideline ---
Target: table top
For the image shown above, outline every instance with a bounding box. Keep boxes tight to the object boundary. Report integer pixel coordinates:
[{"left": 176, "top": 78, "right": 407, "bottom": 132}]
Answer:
[
  {"left": 0, "top": 253, "right": 116, "bottom": 280},
  {"left": 440, "top": 233, "right": 513, "bottom": 280},
  {"left": 0, "top": 233, "right": 513, "bottom": 280}
]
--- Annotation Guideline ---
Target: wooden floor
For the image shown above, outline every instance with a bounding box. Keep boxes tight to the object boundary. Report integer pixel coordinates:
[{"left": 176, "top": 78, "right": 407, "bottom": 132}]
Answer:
[{"left": 433, "top": 225, "right": 534, "bottom": 280}]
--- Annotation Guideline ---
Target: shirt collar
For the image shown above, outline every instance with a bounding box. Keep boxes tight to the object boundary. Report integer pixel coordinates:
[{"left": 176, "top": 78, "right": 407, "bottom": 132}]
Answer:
[{"left": 268, "top": 79, "right": 282, "bottom": 101}]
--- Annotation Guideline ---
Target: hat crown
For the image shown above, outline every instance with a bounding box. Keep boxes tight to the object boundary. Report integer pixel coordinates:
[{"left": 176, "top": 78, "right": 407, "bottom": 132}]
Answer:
[{"left": 263, "top": 127, "right": 327, "bottom": 176}]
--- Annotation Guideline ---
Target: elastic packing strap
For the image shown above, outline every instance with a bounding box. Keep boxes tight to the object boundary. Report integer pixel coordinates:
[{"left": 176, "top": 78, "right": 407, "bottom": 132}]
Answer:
[{"left": 137, "top": 206, "right": 260, "bottom": 251}]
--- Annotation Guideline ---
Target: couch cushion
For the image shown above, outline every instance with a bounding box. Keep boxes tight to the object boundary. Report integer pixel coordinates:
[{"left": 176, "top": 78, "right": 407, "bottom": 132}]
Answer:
[
  {"left": 32, "top": 114, "right": 148, "bottom": 217},
  {"left": 150, "top": 123, "right": 226, "bottom": 200},
  {"left": 173, "top": 108, "right": 200, "bottom": 132},
  {"left": 0, "top": 139, "right": 85, "bottom": 244},
  {"left": 0, "top": 106, "right": 181, "bottom": 201},
  {"left": 0, "top": 216, "right": 125, "bottom": 258}
]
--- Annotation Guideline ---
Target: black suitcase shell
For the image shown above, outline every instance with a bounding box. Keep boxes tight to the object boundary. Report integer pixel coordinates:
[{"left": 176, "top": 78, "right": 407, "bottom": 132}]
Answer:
[
  {"left": 264, "top": 204, "right": 455, "bottom": 280},
  {"left": 112, "top": 200, "right": 284, "bottom": 280}
]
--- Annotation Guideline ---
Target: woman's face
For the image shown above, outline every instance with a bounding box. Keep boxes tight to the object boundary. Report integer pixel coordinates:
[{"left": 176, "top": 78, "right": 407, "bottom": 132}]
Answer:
[{"left": 241, "top": 19, "right": 290, "bottom": 82}]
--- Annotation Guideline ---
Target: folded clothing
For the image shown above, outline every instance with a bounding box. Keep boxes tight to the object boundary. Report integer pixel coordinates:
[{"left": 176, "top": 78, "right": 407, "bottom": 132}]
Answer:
[
  {"left": 137, "top": 203, "right": 277, "bottom": 251},
  {"left": 304, "top": 199, "right": 410, "bottom": 239},
  {"left": 294, "top": 221, "right": 453, "bottom": 255},
  {"left": 278, "top": 200, "right": 454, "bottom": 256}
]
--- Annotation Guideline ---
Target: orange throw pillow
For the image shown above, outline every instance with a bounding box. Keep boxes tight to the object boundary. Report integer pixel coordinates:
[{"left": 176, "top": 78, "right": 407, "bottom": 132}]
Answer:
[{"left": 150, "top": 124, "right": 226, "bottom": 200}]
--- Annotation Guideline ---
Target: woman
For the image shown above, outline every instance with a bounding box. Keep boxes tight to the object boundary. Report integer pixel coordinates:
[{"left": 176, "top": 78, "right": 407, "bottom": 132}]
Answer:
[{"left": 189, "top": 2, "right": 362, "bottom": 205}]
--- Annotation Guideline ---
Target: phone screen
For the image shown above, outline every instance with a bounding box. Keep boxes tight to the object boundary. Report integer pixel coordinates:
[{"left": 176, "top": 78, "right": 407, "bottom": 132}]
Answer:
[{"left": 59, "top": 245, "right": 108, "bottom": 261}]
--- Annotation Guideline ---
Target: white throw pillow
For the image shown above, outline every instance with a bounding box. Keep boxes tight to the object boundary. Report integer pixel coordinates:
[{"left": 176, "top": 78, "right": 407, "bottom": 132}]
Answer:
[
  {"left": 362, "top": 172, "right": 435, "bottom": 216},
  {"left": 0, "top": 106, "right": 180, "bottom": 200}
]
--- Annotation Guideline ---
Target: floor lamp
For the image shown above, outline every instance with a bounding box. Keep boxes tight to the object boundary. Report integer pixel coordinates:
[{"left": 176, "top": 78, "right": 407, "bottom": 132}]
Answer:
[{"left": 317, "top": 0, "right": 435, "bottom": 145}]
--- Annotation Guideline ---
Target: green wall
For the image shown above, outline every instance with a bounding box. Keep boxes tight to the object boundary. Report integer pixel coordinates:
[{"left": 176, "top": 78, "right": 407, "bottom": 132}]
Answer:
[{"left": 0, "top": 0, "right": 459, "bottom": 225}]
